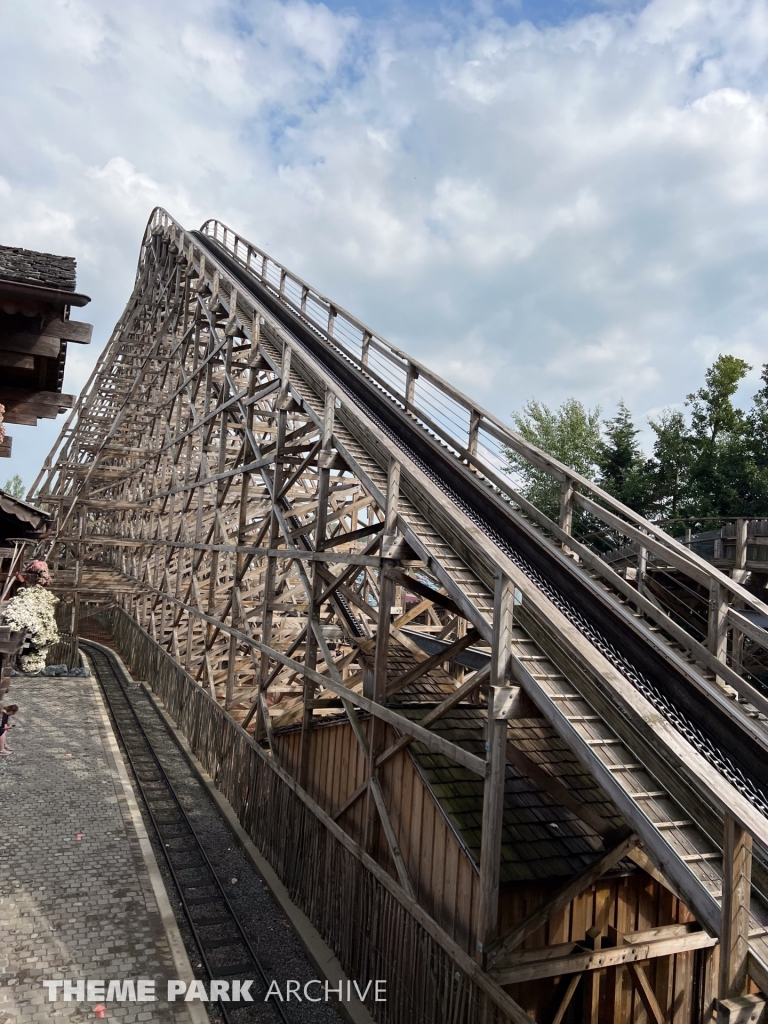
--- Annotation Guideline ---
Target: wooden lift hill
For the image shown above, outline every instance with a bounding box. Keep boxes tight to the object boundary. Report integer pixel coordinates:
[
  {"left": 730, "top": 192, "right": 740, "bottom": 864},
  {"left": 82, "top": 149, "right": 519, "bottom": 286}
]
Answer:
[{"left": 30, "top": 209, "right": 768, "bottom": 1024}]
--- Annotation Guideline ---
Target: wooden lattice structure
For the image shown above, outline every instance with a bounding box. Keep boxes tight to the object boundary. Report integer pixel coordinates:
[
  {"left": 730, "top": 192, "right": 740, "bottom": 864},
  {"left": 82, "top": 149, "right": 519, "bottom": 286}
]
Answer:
[{"left": 30, "top": 209, "right": 768, "bottom": 1023}]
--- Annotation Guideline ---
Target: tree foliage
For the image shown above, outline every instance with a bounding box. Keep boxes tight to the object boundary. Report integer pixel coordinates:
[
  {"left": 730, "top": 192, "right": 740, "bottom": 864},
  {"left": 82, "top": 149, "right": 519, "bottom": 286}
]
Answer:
[
  {"left": 506, "top": 398, "right": 602, "bottom": 520},
  {"left": 2, "top": 474, "right": 25, "bottom": 499},
  {"left": 507, "top": 356, "right": 768, "bottom": 528}
]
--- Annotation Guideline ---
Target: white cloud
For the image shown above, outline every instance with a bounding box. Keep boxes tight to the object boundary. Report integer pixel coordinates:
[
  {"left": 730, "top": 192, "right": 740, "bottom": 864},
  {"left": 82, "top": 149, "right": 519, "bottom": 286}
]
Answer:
[{"left": 3, "top": 0, "right": 768, "bottom": 486}]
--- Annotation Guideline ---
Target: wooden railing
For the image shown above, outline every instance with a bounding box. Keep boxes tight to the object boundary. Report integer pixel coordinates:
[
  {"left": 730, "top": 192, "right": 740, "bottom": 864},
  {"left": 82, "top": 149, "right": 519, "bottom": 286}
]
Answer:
[
  {"left": 192, "top": 213, "right": 768, "bottom": 709},
  {"left": 96, "top": 604, "right": 533, "bottom": 1024}
]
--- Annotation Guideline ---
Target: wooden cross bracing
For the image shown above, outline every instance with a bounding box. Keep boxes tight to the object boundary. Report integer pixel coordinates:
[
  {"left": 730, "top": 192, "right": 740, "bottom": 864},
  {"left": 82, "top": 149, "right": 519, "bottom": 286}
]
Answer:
[{"left": 30, "top": 211, "right": 768, "bottom": 1017}]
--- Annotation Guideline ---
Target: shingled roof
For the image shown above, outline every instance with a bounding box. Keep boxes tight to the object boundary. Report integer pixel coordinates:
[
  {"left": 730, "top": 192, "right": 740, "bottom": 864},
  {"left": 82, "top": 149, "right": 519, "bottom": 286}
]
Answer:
[
  {"left": 400, "top": 705, "right": 627, "bottom": 884},
  {"left": 0, "top": 244, "right": 76, "bottom": 291}
]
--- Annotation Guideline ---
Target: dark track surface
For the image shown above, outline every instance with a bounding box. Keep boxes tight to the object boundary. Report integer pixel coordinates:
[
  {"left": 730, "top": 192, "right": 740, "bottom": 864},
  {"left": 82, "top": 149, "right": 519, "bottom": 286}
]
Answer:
[
  {"left": 193, "top": 230, "right": 768, "bottom": 815},
  {"left": 84, "top": 640, "right": 344, "bottom": 1024}
]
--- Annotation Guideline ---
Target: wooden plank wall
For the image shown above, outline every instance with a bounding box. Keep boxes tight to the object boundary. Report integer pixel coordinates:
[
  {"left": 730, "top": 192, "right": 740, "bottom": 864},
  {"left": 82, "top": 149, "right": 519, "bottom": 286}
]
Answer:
[
  {"left": 279, "top": 717, "right": 712, "bottom": 1024},
  {"left": 501, "top": 877, "right": 704, "bottom": 1023},
  {"left": 276, "top": 718, "right": 481, "bottom": 957}
]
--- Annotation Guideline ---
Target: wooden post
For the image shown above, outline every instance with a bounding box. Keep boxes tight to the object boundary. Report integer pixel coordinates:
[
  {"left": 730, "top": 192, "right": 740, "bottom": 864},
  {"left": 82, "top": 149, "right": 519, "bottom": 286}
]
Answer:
[
  {"left": 477, "top": 571, "right": 514, "bottom": 958},
  {"left": 636, "top": 543, "right": 648, "bottom": 596},
  {"left": 405, "top": 363, "right": 418, "bottom": 406},
  {"left": 225, "top": 632, "right": 237, "bottom": 710},
  {"left": 732, "top": 520, "right": 748, "bottom": 678},
  {"left": 560, "top": 477, "right": 574, "bottom": 555},
  {"left": 468, "top": 408, "right": 481, "bottom": 462},
  {"left": 299, "top": 389, "right": 335, "bottom": 786},
  {"left": 256, "top": 407, "right": 286, "bottom": 737},
  {"left": 581, "top": 926, "right": 601, "bottom": 1024},
  {"left": 709, "top": 579, "right": 729, "bottom": 685},
  {"left": 364, "top": 458, "right": 400, "bottom": 852},
  {"left": 734, "top": 519, "right": 748, "bottom": 580},
  {"left": 718, "top": 814, "right": 753, "bottom": 1003}
]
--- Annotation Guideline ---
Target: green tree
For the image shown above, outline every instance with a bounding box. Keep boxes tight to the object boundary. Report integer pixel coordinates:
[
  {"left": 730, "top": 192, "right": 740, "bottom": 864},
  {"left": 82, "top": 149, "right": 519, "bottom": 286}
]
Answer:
[
  {"left": 505, "top": 398, "right": 602, "bottom": 520},
  {"left": 598, "top": 401, "right": 654, "bottom": 514},
  {"left": 745, "top": 364, "right": 768, "bottom": 515},
  {"left": 684, "top": 355, "right": 753, "bottom": 518},
  {"left": 687, "top": 354, "right": 752, "bottom": 442},
  {"left": 2, "top": 474, "right": 25, "bottom": 499},
  {"left": 647, "top": 409, "right": 694, "bottom": 521}
]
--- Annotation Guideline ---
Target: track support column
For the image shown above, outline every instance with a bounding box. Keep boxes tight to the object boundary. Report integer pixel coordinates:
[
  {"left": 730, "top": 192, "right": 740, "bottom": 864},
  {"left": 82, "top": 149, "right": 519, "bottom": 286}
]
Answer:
[
  {"left": 299, "top": 388, "right": 335, "bottom": 787},
  {"left": 477, "top": 570, "right": 514, "bottom": 959},
  {"left": 364, "top": 457, "right": 400, "bottom": 853},
  {"left": 718, "top": 815, "right": 753, "bottom": 1007}
]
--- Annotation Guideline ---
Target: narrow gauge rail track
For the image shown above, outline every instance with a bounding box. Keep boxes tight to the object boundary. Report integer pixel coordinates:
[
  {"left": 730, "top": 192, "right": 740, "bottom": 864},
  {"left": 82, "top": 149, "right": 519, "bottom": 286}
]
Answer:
[{"left": 82, "top": 641, "right": 291, "bottom": 1024}]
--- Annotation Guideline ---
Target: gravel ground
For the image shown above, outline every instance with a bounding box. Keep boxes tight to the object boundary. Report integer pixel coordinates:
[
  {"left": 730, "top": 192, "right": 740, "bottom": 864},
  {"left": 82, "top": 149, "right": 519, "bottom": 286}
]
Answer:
[{"left": 86, "top": 649, "right": 344, "bottom": 1024}]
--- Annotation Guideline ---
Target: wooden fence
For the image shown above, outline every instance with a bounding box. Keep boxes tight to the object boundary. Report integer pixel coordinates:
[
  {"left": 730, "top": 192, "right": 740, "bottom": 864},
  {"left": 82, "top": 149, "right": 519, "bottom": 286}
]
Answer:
[{"left": 93, "top": 604, "right": 525, "bottom": 1024}]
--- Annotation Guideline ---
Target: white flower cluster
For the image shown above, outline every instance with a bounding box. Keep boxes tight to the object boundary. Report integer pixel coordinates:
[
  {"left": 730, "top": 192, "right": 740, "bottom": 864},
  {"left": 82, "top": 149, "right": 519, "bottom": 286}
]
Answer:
[
  {"left": 3, "top": 586, "right": 60, "bottom": 650},
  {"left": 20, "top": 650, "right": 47, "bottom": 673}
]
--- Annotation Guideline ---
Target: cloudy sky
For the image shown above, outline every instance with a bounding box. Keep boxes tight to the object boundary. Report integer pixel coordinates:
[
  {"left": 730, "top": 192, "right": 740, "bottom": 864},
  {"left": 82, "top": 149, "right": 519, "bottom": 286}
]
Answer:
[{"left": 2, "top": 0, "right": 768, "bottom": 489}]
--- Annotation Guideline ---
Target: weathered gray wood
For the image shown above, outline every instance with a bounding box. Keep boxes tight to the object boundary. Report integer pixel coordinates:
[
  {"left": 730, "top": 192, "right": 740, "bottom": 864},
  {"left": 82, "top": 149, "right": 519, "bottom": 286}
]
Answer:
[
  {"left": 385, "top": 628, "right": 480, "bottom": 697},
  {"left": 42, "top": 318, "right": 93, "bottom": 344},
  {"left": 719, "top": 814, "right": 753, "bottom": 1001},
  {"left": 490, "top": 927, "right": 717, "bottom": 984},
  {"left": 0, "top": 352, "right": 34, "bottom": 370},
  {"left": 477, "top": 573, "right": 514, "bottom": 955}
]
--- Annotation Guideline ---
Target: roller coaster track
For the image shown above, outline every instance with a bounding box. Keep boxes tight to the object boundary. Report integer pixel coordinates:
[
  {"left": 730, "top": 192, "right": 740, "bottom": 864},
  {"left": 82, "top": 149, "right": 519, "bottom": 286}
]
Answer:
[{"left": 31, "top": 208, "right": 768, "bottom": 1017}]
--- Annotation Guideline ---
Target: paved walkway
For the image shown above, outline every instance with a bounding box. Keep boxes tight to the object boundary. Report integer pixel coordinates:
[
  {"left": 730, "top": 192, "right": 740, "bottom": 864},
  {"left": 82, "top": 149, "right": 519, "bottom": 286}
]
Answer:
[{"left": 0, "top": 673, "right": 196, "bottom": 1024}]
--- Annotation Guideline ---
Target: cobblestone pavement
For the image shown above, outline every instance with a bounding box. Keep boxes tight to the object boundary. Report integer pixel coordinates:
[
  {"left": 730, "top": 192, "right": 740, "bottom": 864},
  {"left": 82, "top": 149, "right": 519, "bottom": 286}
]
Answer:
[{"left": 0, "top": 674, "right": 192, "bottom": 1024}]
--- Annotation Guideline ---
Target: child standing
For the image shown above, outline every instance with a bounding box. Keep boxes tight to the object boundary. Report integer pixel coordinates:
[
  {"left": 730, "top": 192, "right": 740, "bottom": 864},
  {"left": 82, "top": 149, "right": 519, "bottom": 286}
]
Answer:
[{"left": 0, "top": 705, "right": 18, "bottom": 755}]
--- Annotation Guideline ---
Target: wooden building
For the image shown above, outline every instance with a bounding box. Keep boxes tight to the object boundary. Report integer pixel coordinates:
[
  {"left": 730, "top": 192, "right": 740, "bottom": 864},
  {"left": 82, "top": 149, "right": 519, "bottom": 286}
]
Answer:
[{"left": 0, "top": 242, "right": 92, "bottom": 457}]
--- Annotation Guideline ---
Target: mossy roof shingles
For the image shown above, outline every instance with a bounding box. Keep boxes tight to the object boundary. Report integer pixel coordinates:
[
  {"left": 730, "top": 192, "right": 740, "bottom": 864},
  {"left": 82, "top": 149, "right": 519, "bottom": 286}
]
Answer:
[{"left": 400, "top": 704, "right": 625, "bottom": 884}]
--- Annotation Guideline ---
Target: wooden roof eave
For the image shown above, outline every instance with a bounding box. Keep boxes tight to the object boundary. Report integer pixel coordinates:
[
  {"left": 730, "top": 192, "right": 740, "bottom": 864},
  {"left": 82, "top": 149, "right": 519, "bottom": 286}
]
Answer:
[{"left": 0, "top": 277, "right": 90, "bottom": 309}]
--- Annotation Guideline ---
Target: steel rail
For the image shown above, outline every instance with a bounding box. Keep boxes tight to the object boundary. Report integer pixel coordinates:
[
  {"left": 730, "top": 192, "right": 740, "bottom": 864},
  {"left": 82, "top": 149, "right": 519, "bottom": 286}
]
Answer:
[{"left": 82, "top": 640, "right": 290, "bottom": 1024}]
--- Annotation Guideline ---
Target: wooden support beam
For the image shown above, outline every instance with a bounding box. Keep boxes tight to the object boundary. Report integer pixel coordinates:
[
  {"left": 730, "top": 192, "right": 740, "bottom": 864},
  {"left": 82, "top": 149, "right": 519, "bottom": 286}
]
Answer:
[
  {"left": 43, "top": 318, "right": 93, "bottom": 344},
  {"left": 299, "top": 389, "right": 334, "bottom": 786},
  {"left": 489, "top": 924, "right": 717, "bottom": 985},
  {"left": 581, "top": 926, "right": 601, "bottom": 1024},
  {"left": 385, "top": 627, "right": 480, "bottom": 697},
  {"left": 719, "top": 814, "right": 753, "bottom": 1002},
  {"left": 486, "top": 831, "right": 638, "bottom": 967},
  {"left": 388, "top": 568, "right": 463, "bottom": 617},
  {"left": 559, "top": 476, "right": 574, "bottom": 538},
  {"left": 368, "top": 775, "right": 415, "bottom": 899},
  {"left": 552, "top": 975, "right": 582, "bottom": 1024},
  {"left": 477, "top": 571, "right": 514, "bottom": 956},
  {"left": 627, "top": 962, "right": 665, "bottom": 1024},
  {"left": 365, "top": 456, "right": 400, "bottom": 852},
  {"left": 709, "top": 578, "right": 729, "bottom": 683},
  {"left": 717, "top": 995, "right": 766, "bottom": 1024}
]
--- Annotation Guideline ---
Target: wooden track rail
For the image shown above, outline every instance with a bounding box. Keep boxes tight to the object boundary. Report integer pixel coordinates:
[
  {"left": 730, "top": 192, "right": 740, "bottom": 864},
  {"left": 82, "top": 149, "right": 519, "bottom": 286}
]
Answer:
[{"left": 30, "top": 208, "right": 768, "bottom": 1021}]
